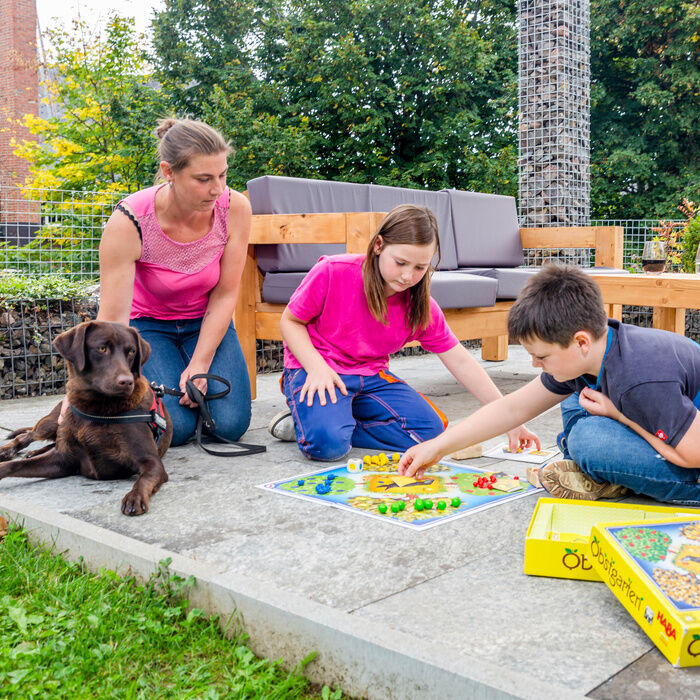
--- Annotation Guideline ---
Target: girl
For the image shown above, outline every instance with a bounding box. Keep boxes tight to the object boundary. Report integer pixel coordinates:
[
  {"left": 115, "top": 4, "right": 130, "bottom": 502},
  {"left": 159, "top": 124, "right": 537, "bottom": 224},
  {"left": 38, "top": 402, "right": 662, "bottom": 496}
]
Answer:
[
  {"left": 93, "top": 118, "right": 252, "bottom": 446},
  {"left": 269, "top": 203, "right": 539, "bottom": 460}
]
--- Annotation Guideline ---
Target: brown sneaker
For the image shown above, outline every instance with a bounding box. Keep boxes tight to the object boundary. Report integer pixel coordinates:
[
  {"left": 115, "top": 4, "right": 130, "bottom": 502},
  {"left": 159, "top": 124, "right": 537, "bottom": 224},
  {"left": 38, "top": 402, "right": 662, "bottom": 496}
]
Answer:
[{"left": 536, "top": 460, "right": 628, "bottom": 501}]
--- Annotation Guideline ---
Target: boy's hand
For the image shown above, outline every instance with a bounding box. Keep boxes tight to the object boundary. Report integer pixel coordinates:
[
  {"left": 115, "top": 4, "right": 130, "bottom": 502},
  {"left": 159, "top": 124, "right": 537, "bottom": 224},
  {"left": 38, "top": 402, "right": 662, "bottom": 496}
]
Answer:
[
  {"left": 397, "top": 439, "right": 444, "bottom": 479},
  {"left": 505, "top": 425, "right": 541, "bottom": 452},
  {"left": 578, "top": 387, "right": 620, "bottom": 420},
  {"left": 299, "top": 365, "right": 348, "bottom": 407}
]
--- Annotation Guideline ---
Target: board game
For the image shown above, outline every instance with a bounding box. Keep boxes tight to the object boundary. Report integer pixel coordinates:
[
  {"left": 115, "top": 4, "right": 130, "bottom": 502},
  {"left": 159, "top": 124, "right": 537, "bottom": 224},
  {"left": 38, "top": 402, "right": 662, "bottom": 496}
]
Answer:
[
  {"left": 483, "top": 443, "right": 560, "bottom": 464},
  {"left": 258, "top": 452, "right": 540, "bottom": 530}
]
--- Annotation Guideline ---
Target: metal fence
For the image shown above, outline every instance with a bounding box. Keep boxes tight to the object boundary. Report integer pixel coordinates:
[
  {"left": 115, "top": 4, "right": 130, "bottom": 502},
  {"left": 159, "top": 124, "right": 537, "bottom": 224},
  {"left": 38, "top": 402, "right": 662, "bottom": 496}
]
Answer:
[{"left": 0, "top": 185, "right": 695, "bottom": 396}]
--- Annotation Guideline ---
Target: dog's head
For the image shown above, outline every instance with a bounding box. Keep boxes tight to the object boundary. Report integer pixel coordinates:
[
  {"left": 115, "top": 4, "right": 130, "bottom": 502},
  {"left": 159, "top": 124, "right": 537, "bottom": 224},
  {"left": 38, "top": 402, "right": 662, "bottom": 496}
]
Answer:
[{"left": 54, "top": 321, "right": 151, "bottom": 397}]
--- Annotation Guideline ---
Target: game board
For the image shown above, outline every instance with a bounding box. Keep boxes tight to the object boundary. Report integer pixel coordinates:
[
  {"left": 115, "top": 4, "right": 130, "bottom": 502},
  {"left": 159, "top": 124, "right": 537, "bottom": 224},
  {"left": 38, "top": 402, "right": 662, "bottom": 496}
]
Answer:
[{"left": 257, "top": 452, "right": 540, "bottom": 530}]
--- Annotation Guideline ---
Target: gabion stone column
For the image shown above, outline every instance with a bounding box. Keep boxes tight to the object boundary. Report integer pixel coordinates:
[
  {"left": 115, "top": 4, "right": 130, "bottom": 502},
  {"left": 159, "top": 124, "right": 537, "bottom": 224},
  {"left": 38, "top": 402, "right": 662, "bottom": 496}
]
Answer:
[{"left": 518, "top": 0, "right": 590, "bottom": 227}]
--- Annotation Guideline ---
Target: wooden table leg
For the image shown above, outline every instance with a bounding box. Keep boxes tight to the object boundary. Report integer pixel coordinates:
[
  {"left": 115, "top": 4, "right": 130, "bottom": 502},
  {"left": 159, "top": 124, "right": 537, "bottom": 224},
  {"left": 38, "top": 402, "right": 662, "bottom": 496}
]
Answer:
[
  {"left": 481, "top": 335, "right": 508, "bottom": 361},
  {"left": 652, "top": 307, "right": 686, "bottom": 334}
]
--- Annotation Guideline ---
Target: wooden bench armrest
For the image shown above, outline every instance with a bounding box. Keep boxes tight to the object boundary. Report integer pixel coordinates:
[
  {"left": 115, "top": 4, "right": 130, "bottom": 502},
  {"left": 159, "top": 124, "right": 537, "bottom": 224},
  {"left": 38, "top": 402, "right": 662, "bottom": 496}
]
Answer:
[{"left": 520, "top": 226, "right": 624, "bottom": 268}]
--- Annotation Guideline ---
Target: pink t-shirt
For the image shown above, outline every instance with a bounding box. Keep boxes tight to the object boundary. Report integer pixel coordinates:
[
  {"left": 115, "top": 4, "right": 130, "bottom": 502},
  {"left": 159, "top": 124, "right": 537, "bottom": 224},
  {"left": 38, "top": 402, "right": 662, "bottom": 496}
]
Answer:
[
  {"left": 120, "top": 185, "right": 229, "bottom": 320},
  {"left": 285, "top": 254, "right": 458, "bottom": 375}
]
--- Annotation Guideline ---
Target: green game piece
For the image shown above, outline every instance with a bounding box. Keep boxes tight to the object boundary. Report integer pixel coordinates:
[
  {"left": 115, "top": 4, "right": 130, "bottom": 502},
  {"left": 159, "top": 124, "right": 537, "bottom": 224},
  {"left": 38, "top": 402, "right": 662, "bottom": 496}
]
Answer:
[
  {"left": 398, "top": 501, "right": 406, "bottom": 511},
  {"left": 414, "top": 501, "right": 424, "bottom": 511},
  {"left": 390, "top": 503, "right": 400, "bottom": 513},
  {"left": 437, "top": 500, "right": 446, "bottom": 510},
  {"left": 423, "top": 499, "right": 433, "bottom": 510},
  {"left": 451, "top": 497, "right": 461, "bottom": 508},
  {"left": 378, "top": 503, "right": 388, "bottom": 514}
]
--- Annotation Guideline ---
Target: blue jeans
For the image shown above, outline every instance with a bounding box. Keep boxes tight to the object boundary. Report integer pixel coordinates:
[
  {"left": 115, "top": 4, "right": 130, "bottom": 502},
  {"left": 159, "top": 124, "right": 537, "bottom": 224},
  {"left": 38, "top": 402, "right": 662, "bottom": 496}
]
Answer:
[
  {"left": 558, "top": 394, "right": 700, "bottom": 505},
  {"left": 130, "top": 317, "right": 251, "bottom": 447},
  {"left": 282, "top": 368, "right": 447, "bottom": 461}
]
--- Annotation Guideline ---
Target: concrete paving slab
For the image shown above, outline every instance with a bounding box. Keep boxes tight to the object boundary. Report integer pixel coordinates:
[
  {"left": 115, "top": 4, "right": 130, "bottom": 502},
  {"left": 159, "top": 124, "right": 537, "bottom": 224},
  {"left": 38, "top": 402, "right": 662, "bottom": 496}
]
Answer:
[{"left": 1, "top": 346, "right": 698, "bottom": 698}]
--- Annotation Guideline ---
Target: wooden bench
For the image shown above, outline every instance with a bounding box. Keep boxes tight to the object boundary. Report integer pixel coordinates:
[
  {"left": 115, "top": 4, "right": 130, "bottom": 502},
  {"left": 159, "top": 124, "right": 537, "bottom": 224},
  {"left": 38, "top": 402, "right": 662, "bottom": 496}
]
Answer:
[{"left": 234, "top": 212, "right": 624, "bottom": 398}]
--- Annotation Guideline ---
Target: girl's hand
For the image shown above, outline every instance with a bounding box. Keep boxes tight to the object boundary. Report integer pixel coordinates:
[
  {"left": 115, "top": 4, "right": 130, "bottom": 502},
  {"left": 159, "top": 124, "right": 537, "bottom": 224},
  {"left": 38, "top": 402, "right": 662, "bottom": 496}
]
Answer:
[
  {"left": 299, "top": 366, "right": 348, "bottom": 407},
  {"left": 505, "top": 425, "right": 541, "bottom": 453},
  {"left": 579, "top": 387, "right": 620, "bottom": 420},
  {"left": 397, "top": 440, "right": 443, "bottom": 479},
  {"left": 179, "top": 364, "right": 209, "bottom": 407}
]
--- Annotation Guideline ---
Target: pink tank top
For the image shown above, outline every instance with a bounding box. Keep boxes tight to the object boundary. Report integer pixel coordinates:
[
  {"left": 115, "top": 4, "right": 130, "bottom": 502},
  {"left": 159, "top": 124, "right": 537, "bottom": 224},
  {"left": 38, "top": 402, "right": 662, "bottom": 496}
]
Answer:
[{"left": 120, "top": 184, "right": 229, "bottom": 320}]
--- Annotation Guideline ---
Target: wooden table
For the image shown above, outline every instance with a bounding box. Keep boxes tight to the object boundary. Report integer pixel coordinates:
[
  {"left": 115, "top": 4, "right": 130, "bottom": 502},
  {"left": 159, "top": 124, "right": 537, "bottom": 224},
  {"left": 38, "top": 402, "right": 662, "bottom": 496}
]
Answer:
[{"left": 591, "top": 273, "right": 700, "bottom": 334}]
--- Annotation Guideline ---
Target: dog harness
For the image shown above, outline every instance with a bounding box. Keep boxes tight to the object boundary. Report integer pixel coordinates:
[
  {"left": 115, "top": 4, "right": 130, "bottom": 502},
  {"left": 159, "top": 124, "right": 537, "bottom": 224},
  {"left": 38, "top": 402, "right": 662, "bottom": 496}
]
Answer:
[{"left": 70, "top": 387, "right": 168, "bottom": 445}]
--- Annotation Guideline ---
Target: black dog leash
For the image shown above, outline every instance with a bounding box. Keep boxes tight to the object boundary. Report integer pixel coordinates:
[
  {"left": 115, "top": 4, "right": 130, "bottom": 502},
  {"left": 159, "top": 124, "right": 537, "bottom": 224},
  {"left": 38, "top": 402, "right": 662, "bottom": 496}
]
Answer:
[{"left": 150, "top": 373, "right": 266, "bottom": 457}]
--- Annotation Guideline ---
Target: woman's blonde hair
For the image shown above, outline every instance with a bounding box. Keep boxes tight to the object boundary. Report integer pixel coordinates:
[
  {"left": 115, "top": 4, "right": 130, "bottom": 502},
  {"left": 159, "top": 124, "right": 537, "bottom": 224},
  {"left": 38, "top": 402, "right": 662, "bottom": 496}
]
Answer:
[
  {"left": 362, "top": 204, "right": 440, "bottom": 332},
  {"left": 154, "top": 117, "right": 232, "bottom": 183}
]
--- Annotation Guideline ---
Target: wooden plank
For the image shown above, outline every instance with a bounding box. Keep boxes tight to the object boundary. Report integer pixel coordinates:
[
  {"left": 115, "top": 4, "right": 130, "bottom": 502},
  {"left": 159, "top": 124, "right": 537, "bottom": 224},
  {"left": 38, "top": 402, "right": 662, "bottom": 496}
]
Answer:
[
  {"left": 443, "top": 303, "right": 512, "bottom": 339},
  {"left": 346, "top": 213, "right": 374, "bottom": 254},
  {"left": 520, "top": 227, "right": 597, "bottom": 249},
  {"left": 250, "top": 213, "right": 348, "bottom": 245},
  {"left": 256, "top": 311, "right": 284, "bottom": 340},
  {"left": 482, "top": 335, "right": 509, "bottom": 361},
  {"left": 234, "top": 246, "right": 260, "bottom": 399},
  {"left": 653, "top": 307, "right": 686, "bottom": 334},
  {"left": 593, "top": 226, "right": 624, "bottom": 268},
  {"left": 592, "top": 274, "right": 700, "bottom": 310}
]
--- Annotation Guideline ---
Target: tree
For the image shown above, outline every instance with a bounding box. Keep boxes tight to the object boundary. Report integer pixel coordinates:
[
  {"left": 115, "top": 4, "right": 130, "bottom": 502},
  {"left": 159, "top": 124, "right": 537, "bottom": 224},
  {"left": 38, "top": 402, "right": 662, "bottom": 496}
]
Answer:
[
  {"left": 590, "top": 0, "right": 700, "bottom": 219},
  {"left": 14, "top": 16, "right": 170, "bottom": 194},
  {"left": 152, "top": 0, "right": 519, "bottom": 194}
]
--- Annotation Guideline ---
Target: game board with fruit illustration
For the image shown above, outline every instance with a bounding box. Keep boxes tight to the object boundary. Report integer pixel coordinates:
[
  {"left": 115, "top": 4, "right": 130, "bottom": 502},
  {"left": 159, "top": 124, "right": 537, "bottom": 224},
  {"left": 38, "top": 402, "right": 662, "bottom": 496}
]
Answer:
[
  {"left": 608, "top": 520, "right": 700, "bottom": 611},
  {"left": 257, "top": 452, "right": 539, "bottom": 530}
]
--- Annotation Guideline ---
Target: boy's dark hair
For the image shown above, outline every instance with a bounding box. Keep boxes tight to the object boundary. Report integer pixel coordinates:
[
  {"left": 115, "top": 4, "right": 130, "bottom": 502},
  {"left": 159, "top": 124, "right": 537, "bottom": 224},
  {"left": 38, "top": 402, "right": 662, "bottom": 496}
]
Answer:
[{"left": 508, "top": 264, "right": 608, "bottom": 346}]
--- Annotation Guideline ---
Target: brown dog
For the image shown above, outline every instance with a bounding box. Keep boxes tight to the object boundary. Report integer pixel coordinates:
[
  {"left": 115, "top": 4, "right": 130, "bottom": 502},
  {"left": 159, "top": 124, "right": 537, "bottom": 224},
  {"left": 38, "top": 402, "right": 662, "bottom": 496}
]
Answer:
[{"left": 0, "top": 321, "right": 172, "bottom": 515}]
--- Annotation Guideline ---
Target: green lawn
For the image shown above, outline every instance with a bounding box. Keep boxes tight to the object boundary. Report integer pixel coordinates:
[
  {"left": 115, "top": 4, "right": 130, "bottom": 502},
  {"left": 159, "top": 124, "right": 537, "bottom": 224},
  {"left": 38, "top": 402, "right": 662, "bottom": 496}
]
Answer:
[{"left": 0, "top": 525, "right": 342, "bottom": 699}]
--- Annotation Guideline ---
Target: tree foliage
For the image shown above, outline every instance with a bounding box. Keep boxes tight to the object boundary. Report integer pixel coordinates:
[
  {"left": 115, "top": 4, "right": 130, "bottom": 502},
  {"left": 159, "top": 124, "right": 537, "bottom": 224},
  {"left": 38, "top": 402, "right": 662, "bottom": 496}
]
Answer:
[
  {"left": 152, "top": 0, "right": 519, "bottom": 194},
  {"left": 590, "top": 0, "right": 700, "bottom": 219},
  {"left": 14, "top": 16, "right": 170, "bottom": 194}
]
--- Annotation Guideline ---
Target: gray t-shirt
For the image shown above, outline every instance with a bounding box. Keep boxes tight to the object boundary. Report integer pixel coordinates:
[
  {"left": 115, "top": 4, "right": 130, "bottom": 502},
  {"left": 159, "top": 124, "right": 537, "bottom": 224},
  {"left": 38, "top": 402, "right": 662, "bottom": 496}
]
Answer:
[{"left": 541, "top": 320, "right": 700, "bottom": 448}]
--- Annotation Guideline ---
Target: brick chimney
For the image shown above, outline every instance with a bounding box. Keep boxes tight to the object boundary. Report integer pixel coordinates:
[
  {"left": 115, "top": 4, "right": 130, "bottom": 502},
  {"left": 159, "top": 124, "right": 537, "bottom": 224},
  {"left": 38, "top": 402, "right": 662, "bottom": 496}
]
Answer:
[{"left": 0, "top": 0, "right": 40, "bottom": 242}]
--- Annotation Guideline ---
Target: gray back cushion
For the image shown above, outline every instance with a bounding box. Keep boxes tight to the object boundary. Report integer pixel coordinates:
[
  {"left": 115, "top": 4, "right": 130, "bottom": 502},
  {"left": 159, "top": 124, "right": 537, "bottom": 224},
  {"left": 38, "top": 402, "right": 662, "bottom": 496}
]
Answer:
[
  {"left": 448, "top": 190, "right": 524, "bottom": 268},
  {"left": 247, "top": 176, "right": 458, "bottom": 272}
]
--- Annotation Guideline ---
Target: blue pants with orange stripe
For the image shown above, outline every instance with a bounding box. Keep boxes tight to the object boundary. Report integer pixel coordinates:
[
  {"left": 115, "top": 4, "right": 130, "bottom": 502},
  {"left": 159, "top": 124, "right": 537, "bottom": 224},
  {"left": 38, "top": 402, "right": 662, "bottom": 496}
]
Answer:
[{"left": 282, "top": 367, "right": 448, "bottom": 461}]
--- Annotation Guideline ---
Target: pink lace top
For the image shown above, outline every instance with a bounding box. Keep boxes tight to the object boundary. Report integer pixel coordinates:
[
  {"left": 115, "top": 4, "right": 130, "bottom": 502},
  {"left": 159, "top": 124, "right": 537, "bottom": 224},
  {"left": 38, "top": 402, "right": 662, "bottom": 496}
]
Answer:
[{"left": 119, "top": 184, "right": 230, "bottom": 319}]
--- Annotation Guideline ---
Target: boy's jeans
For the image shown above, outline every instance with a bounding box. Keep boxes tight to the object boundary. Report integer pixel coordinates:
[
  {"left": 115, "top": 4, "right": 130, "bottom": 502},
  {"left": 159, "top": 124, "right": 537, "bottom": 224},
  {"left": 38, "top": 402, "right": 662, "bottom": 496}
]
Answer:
[
  {"left": 558, "top": 394, "right": 700, "bottom": 506},
  {"left": 130, "top": 317, "right": 251, "bottom": 446},
  {"left": 282, "top": 367, "right": 446, "bottom": 461}
]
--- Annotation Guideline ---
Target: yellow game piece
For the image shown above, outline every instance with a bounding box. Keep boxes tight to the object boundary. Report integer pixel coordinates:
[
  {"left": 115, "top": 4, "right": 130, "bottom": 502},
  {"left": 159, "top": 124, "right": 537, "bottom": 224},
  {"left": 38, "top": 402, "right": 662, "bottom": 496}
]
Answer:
[
  {"left": 371, "top": 455, "right": 379, "bottom": 465},
  {"left": 363, "top": 455, "right": 371, "bottom": 464},
  {"left": 379, "top": 453, "right": 387, "bottom": 461},
  {"left": 392, "top": 453, "right": 400, "bottom": 462}
]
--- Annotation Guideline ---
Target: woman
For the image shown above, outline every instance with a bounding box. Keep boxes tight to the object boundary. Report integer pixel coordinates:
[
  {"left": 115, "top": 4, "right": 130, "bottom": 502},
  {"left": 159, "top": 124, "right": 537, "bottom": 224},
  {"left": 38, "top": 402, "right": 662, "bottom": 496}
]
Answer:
[{"left": 95, "top": 117, "right": 252, "bottom": 445}]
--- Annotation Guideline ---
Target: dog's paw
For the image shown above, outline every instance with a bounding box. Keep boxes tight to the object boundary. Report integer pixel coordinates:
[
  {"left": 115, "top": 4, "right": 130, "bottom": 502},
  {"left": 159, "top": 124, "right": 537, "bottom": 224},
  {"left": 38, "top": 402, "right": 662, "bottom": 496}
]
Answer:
[{"left": 121, "top": 491, "right": 149, "bottom": 516}]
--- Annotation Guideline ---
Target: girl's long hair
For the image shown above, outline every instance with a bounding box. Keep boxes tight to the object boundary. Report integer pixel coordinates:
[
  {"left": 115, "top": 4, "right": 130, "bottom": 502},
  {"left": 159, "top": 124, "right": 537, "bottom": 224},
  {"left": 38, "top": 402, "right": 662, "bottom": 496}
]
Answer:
[{"left": 362, "top": 204, "right": 440, "bottom": 332}]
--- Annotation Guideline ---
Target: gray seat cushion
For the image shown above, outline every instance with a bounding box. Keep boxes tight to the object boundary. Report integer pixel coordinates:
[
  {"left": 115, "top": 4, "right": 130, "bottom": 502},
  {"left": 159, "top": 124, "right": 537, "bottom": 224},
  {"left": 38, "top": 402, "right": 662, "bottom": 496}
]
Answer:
[
  {"left": 456, "top": 265, "right": 629, "bottom": 300},
  {"left": 261, "top": 270, "right": 497, "bottom": 308},
  {"left": 447, "top": 190, "right": 524, "bottom": 268}
]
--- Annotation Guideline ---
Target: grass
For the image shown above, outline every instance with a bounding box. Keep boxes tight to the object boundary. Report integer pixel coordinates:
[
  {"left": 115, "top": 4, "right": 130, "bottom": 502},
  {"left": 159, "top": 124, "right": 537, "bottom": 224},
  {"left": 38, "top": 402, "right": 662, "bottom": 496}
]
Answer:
[{"left": 0, "top": 525, "right": 342, "bottom": 699}]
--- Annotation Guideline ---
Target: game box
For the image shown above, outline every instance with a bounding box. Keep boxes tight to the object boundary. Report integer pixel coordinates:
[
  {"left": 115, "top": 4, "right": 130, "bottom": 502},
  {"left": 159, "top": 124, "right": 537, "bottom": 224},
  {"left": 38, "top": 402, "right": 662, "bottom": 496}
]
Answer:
[
  {"left": 589, "top": 517, "right": 700, "bottom": 666},
  {"left": 525, "top": 499, "right": 700, "bottom": 582}
]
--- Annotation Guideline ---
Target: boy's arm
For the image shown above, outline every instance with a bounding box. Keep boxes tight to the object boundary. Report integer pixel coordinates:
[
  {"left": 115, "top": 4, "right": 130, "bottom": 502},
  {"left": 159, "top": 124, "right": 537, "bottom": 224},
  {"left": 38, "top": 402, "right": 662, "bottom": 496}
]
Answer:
[
  {"left": 579, "top": 388, "right": 700, "bottom": 467},
  {"left": 398, "top": 378, "right": 564, "bottom": 478},
  {"left": 437, "top": 344, "right": 540, "bottom": 450}
]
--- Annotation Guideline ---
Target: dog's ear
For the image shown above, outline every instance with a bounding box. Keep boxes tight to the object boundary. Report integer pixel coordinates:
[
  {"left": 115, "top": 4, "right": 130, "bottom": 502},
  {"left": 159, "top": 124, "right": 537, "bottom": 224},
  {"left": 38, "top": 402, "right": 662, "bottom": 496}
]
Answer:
[
  {"left": 53, "top": 322, "right": 91, "bottom": 372},
  {"left": 128, "top": 327, "right": 151, "bottom": 372}
]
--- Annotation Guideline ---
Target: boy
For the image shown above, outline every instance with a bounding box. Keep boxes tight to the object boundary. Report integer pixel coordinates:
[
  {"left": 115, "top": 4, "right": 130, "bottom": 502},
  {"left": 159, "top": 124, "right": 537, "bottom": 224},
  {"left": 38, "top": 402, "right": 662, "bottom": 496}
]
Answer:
[{"left": 398, "top": 264, "right": 700, "bottom": 505}]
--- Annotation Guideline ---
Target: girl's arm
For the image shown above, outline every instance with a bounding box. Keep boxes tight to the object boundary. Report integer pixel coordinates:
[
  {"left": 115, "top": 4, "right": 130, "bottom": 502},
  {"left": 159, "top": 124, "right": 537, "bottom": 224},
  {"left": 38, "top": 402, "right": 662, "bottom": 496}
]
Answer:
[
  {"left": 280, "top": 307, "right": 348, "bottom": 406},
  {"left": 399, "top": 379, "right": 562, "bottom": 478},
  {"left": 96, "top": 208, "right": 142, "bottom": 324},
  {"left": 437, "top": 343, "right": 540, "bottom": 450},
  {"left": 579, "top": 387, "right": 700, "bottom": 468},
  {"left": 179, "top": 191, "right": 251, "bottom": 405}
]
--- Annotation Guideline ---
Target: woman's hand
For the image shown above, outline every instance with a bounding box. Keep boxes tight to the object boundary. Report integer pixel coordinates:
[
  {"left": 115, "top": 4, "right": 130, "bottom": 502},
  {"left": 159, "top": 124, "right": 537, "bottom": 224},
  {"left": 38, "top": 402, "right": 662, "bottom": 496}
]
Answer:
[
  {"left": 397, "top": 439, "right": 444, "bottom": 479},
  {"left": 299, "top": 365, "right": 348, "bottom": 407},
  {"left": 505, "top": 424, "right": 541, "bottom": 452},
  {"left": 179, "top": 364, "right": 210, "bottom": 407},
  {"left": 578, "top": 387, "right": 621, "bottom": 420}
]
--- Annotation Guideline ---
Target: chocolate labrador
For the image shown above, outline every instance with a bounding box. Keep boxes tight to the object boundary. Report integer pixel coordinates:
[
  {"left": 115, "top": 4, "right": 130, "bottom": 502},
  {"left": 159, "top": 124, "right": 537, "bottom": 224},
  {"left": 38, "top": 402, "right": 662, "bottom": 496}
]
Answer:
[{"left": 0, "top": 321, "right": 172, "bottom": 515}]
